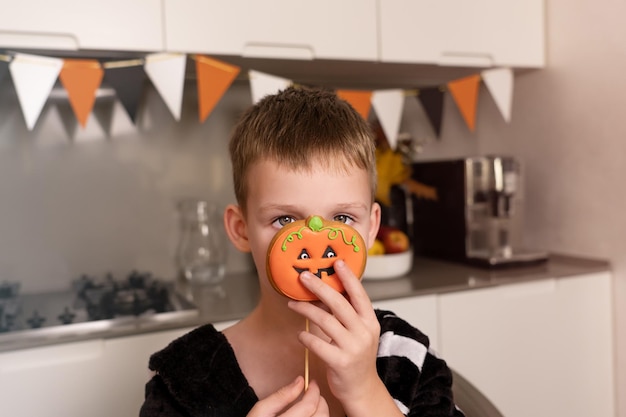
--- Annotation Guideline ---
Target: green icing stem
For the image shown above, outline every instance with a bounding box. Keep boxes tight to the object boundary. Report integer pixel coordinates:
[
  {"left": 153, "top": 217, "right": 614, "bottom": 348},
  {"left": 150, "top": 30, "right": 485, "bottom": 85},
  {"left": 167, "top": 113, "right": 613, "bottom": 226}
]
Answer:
[{"left": 281, "top": 225, "right": 361, "bottom": 252}]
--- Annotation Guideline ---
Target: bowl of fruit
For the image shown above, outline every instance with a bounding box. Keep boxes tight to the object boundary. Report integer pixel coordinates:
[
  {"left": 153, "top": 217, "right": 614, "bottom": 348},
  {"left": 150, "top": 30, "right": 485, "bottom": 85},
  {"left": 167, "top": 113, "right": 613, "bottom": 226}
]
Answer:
[{"left": 363, "top": 225, "right": 413, "bottom": 280}]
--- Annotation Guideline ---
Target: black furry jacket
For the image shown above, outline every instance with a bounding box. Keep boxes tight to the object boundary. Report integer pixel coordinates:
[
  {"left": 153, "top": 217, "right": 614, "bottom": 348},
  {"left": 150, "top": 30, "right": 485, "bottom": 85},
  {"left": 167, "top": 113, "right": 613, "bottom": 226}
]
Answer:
[{"left": 139, "top": 309, "right": 464, "bottom": 417}]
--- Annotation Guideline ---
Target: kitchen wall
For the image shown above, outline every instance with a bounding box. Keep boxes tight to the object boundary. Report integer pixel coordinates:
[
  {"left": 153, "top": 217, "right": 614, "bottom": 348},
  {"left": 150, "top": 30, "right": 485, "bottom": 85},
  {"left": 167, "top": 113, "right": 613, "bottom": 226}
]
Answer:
[
  {"left": 0, "top": 81, "right": 257, "bottom": 293},
  {"left": 412, "top": 1, "right": 625, "bottom": 415}
]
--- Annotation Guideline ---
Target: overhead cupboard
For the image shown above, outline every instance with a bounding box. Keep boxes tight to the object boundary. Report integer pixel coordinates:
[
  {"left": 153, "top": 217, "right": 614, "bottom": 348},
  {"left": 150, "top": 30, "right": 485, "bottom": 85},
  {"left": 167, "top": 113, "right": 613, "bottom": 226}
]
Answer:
[
  {"left": 163, "top": 0, "right": 379, "bottom": 61},
  {"left": 0, "top": 0, "right": 545, "bottom": 68},
  {"left": 378, "top": 0, "right": 545, "bottom": 67},
  {"left": 0, "top": 0, "right": 164, "bottom": 52}
]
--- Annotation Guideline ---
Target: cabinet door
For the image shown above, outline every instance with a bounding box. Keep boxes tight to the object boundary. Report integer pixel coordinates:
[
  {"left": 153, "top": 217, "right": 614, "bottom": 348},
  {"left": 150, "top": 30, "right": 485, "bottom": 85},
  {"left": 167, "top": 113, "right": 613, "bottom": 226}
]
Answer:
[
  {"left": 373, "top": 294, "right": 439, "bottom": 351},
  {"left": 164, "top": 0, "right": 378, "bottom": 61},
  {"left": 380, "top": 0, "right": 545, "bottom": 67},
  {"left": 0, "top": 0, "right": 163, "bottom": 51},
  {"left": 0, "top": 340, "right": 107, "bottom": 417},
  {"left": 438, "top": 273, "right": 615, "bottom": 417}
]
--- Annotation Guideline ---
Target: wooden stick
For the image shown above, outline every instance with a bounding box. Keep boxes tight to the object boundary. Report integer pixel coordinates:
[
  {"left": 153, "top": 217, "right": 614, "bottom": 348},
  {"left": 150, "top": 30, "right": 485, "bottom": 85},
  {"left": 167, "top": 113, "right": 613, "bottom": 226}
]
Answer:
[{"left": 304, "top": 318, "right": 310, "bottom": 391}]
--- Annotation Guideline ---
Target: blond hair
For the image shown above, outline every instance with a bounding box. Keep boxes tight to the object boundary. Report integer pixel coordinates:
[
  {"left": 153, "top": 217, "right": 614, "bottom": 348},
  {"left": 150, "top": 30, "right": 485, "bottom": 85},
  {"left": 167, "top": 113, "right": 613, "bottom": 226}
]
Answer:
[{"left": 229, "top": 86, "right": 376, "bottom": 212}]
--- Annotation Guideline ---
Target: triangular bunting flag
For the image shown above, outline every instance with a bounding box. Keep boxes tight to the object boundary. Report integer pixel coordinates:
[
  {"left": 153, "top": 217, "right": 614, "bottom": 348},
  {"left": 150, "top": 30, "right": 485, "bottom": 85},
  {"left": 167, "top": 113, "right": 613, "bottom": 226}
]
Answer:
[
  {"left": 9, "top": 53, "right": 63, "bottom": 130},
  {"left": 417, "top": 87, "right": 445, "bottom": 138},
  {"left": 103, "top": 64, "right": 147, "bottom": 123},
  {"left": 59, "top": 59, "right": 104, "bottom": 128},
  {"left": 336, "top": 90, "right": 372, "bottom": 120},
  {"left": 144, "top": 53, "right": 187, "bottom": 121},
  {"left": 195, "top": 55, "right": 240, "bottom": 123},
  {"left": 482, "top": 67, "right": 513, "bottom": 123},
  {"left": 0, "top": 59, "right": 9, "bottom": 85},
  {"left": 447, "top": 74, "right": 481, "bottom": 132},
  {"left": 371, "top": 89, "right": 405, "bottom": 149},
  {"left": 248, "top": 70, "right": 291, "bottom": 104}
]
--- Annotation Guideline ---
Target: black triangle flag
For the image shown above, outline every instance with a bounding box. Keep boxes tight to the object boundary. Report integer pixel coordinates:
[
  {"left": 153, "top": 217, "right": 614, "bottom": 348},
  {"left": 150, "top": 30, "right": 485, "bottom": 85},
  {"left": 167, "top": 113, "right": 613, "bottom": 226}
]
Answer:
[
  {"left": 0, "top": 60, "right": 9, "bottom": 86},
  {"left": 103, "top": 65, "right": 147, "bottom": 123},
  {"left": 417, "top": 87, "right": 445, "bottom": 138}
]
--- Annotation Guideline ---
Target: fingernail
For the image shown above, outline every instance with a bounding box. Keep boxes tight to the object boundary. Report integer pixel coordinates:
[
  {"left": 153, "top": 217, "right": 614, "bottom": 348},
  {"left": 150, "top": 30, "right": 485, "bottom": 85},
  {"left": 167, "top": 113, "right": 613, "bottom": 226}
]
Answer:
[
  {"left": 300, "top": 271, "right": 313, "bottom": 280},
  {"left": 335, "top": 259, "right": 345, "bottom": 269}
]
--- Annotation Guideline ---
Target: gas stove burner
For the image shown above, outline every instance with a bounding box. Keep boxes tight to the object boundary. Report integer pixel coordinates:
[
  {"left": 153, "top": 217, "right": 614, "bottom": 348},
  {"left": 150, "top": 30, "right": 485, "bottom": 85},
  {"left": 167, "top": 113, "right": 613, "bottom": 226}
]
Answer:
[
  {"left": 27, "top": 310, "right": 46, "bottom": 329},
  {"left": 58, "top": 307, "right": 76, "bottom": 325},
  {"left": 0, "top": 271, "right": 193, "bottom": 336},
  {"left": 0, "top": 281, "right": 20, "bottom": 333},
  {"left": 73, "top": 271, "right": 172, "bottom": 321},
  {"left": 0, "top": 282, "right": 20, "bottom": 299}
]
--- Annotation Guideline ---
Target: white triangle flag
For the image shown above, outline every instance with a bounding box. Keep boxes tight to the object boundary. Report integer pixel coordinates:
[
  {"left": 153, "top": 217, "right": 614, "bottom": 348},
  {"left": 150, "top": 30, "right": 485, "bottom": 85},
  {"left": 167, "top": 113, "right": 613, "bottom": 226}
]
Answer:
[
  {"left": 482, "top": 67, "right": 514, "bottom": 122},
  {"left": 144, "top": 53, "right": 187, "bottom": 121},
  {"left": 372, "top": 89, "right": 405, "bottom": 149},
  {"left": 9, "top": 53, "right": 63, "bottom": 130},
  {"left": 248, "top": 70, "right": 291, "bottom": 104}
]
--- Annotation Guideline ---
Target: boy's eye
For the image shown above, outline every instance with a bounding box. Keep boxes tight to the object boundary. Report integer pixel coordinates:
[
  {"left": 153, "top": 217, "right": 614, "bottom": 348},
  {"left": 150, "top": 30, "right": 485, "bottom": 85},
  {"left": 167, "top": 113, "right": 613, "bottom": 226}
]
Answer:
[
  {"left": 272, "top": 216, "right": 296, "bottom": 228},
  {"left": 333, "top": 214, "right": 354, "bottom": 225}
]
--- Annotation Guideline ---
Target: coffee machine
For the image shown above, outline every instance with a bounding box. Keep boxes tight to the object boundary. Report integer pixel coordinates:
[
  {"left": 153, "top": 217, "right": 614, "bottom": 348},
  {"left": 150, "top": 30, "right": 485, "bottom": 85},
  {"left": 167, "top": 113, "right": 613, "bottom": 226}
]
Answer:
[{"left": 409, "top": 156, "right": 547, "bottom": 267}]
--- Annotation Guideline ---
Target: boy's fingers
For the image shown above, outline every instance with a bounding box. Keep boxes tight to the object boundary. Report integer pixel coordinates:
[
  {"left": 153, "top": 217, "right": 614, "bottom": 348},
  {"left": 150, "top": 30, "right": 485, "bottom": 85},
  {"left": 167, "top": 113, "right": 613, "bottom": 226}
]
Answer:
[
  {"left": 248, "top": 376, "right": 304, "bottom": 416},
  {"left": 333, "top": 259, "right": 375, "bottom": 317}
]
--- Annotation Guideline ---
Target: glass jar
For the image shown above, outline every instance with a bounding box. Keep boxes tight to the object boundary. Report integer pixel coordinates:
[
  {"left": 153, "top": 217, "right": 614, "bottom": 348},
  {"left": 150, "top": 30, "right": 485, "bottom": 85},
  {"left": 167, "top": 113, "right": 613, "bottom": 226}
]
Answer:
[{"left": 175, "top": 199, "right": 227, "bottom": 286}]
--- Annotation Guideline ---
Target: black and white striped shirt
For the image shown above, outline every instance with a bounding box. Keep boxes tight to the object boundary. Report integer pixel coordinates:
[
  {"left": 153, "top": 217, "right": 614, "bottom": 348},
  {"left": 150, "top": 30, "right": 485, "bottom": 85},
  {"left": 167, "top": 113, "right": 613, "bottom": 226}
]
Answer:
[{"left": 140, "top": 309, "right": 464, "bottom": 417}]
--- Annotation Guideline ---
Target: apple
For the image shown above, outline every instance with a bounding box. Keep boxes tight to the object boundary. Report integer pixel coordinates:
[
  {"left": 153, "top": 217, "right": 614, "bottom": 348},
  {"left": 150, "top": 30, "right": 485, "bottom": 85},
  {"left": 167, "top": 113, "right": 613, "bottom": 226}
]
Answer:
[
  {"left": 382, "top": 229, "right": 410, "bottom": 254},
  {"left": 368, "top": 239, "right": 385, "bottom": 256},
  {"left": 376, "top": 225, "right": 396, "bottom": 241}
]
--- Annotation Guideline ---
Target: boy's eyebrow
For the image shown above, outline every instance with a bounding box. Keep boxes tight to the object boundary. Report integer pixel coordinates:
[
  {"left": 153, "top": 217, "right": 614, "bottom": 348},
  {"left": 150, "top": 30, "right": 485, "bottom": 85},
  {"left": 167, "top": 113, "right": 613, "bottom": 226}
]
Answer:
[{"left": 257, "top": 202, "right": 369, "bottom": 215}]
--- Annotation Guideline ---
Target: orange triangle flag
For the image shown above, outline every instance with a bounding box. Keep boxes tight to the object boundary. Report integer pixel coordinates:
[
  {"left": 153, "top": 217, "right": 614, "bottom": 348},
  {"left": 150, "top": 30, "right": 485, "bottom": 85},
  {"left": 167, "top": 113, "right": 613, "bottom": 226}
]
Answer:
[
  {"left": 336, "top": 90, "right": 372, "bottom": 120},
  {"left": 447, "top": 74, "right": 481, "bottom": 132},
  {"left": 196, "top": 55, "right": 240, "bottom": 123},
  {"left": 59, "top": 59, "right": 104, "bottom": 128}
]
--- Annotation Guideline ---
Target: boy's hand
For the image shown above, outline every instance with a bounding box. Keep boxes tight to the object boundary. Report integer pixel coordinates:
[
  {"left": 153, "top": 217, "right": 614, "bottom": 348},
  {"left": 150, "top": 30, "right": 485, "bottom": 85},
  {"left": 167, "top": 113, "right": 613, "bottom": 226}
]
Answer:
[
  {"left": 247, "top": 377, "right": 329, "bottom": 417},
  {"left": 287, "top": 259, "right": 383, "bottom": 407}
]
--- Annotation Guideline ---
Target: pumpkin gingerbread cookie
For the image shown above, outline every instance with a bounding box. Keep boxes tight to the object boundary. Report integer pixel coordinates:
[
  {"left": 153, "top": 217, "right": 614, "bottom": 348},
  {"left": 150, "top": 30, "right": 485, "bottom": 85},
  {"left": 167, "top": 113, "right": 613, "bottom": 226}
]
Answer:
[{"left": 266, "top": 215, "right": 367, "bottom": 301}]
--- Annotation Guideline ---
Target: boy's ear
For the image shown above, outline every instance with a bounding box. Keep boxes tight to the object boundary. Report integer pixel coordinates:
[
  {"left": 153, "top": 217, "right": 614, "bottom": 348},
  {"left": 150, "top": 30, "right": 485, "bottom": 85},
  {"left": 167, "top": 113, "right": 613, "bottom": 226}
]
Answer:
[
  {"left": 367, "top": 202, "right": 382, "bottom": 248},
  {"left": 224, "top": 204, "right": 251, "bottom": 253}
]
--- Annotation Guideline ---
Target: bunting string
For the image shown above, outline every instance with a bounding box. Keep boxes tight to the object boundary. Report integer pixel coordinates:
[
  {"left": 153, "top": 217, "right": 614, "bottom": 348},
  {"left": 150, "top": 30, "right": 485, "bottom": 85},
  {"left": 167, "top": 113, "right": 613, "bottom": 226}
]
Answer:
[{"left": 0, "top": 50, "right": 514, "bottom": 142}]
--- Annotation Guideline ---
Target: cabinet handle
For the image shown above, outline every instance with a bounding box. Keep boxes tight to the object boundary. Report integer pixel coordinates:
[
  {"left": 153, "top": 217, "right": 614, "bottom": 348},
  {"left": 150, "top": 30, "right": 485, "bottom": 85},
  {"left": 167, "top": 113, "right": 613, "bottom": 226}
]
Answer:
[
  {"left": 0, "top": 31, "right": 79, "bottom": 50},
  {"left": 438, "top": 52, "right": 494, "bottom": 67},
  {"left": 0, "top": 340, "right": 104, "bottom": 373},
  {"left": 242, "top": 43, "right": 314, "bottom": 60}
]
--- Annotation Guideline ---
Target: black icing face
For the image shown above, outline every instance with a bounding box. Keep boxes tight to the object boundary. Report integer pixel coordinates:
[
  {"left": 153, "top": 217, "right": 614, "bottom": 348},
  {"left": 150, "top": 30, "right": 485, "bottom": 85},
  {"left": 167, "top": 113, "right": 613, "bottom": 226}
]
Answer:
[{"left": 293, "top": 245, "right": 337, "bottom": 278}]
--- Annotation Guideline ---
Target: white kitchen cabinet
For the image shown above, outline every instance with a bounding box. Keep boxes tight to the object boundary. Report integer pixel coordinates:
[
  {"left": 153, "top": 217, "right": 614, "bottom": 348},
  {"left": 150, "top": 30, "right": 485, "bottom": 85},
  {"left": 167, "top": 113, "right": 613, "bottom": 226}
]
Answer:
[
  {"left": 163, "top": 0, "right": 378, "bottom": 61},
  {"left": 0, "top": 0, "right": 164, "bottom": 52},
  {"left": 0, "top": 340, "right": 108, "bottom": 417},
  {"left": 0, "top": 326, "right": 196, "bottom": 417},
  {"left": 379, "top": 0, "right": 545, "bottom": 68},
  {"left": 438, "top": 272, "right": 615, "bottom": 417}
]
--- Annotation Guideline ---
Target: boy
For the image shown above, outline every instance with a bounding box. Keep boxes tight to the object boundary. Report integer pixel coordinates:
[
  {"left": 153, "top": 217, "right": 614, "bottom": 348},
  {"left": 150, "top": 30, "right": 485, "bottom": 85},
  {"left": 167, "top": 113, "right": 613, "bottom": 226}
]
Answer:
[{"left": 140, "top": 87, "right": 463, "bottom": 417}]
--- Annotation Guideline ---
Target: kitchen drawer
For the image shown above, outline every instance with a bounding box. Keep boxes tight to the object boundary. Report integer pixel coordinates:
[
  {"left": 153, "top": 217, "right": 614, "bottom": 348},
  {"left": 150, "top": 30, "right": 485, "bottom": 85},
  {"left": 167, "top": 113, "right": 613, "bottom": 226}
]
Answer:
[
  {"left": 164, "top": 0, "right": 378, "bottom": 61},
  {"left": 0, "top": 0, "right": 163, "bottom": 51}
]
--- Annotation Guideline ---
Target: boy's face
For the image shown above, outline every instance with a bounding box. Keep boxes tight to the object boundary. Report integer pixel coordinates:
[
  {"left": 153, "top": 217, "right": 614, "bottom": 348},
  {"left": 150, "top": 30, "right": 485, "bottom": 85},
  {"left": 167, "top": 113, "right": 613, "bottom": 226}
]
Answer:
[{"left": 236, "top": 159, "right": 380, "bottom": 296}]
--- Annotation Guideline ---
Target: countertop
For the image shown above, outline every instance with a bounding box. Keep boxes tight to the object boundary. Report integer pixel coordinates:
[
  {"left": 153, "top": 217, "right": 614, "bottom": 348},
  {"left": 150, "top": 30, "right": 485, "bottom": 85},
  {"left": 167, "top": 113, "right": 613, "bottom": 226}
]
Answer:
[{"left": 0, "top": 254, "right": 610, "bottom": 353}]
